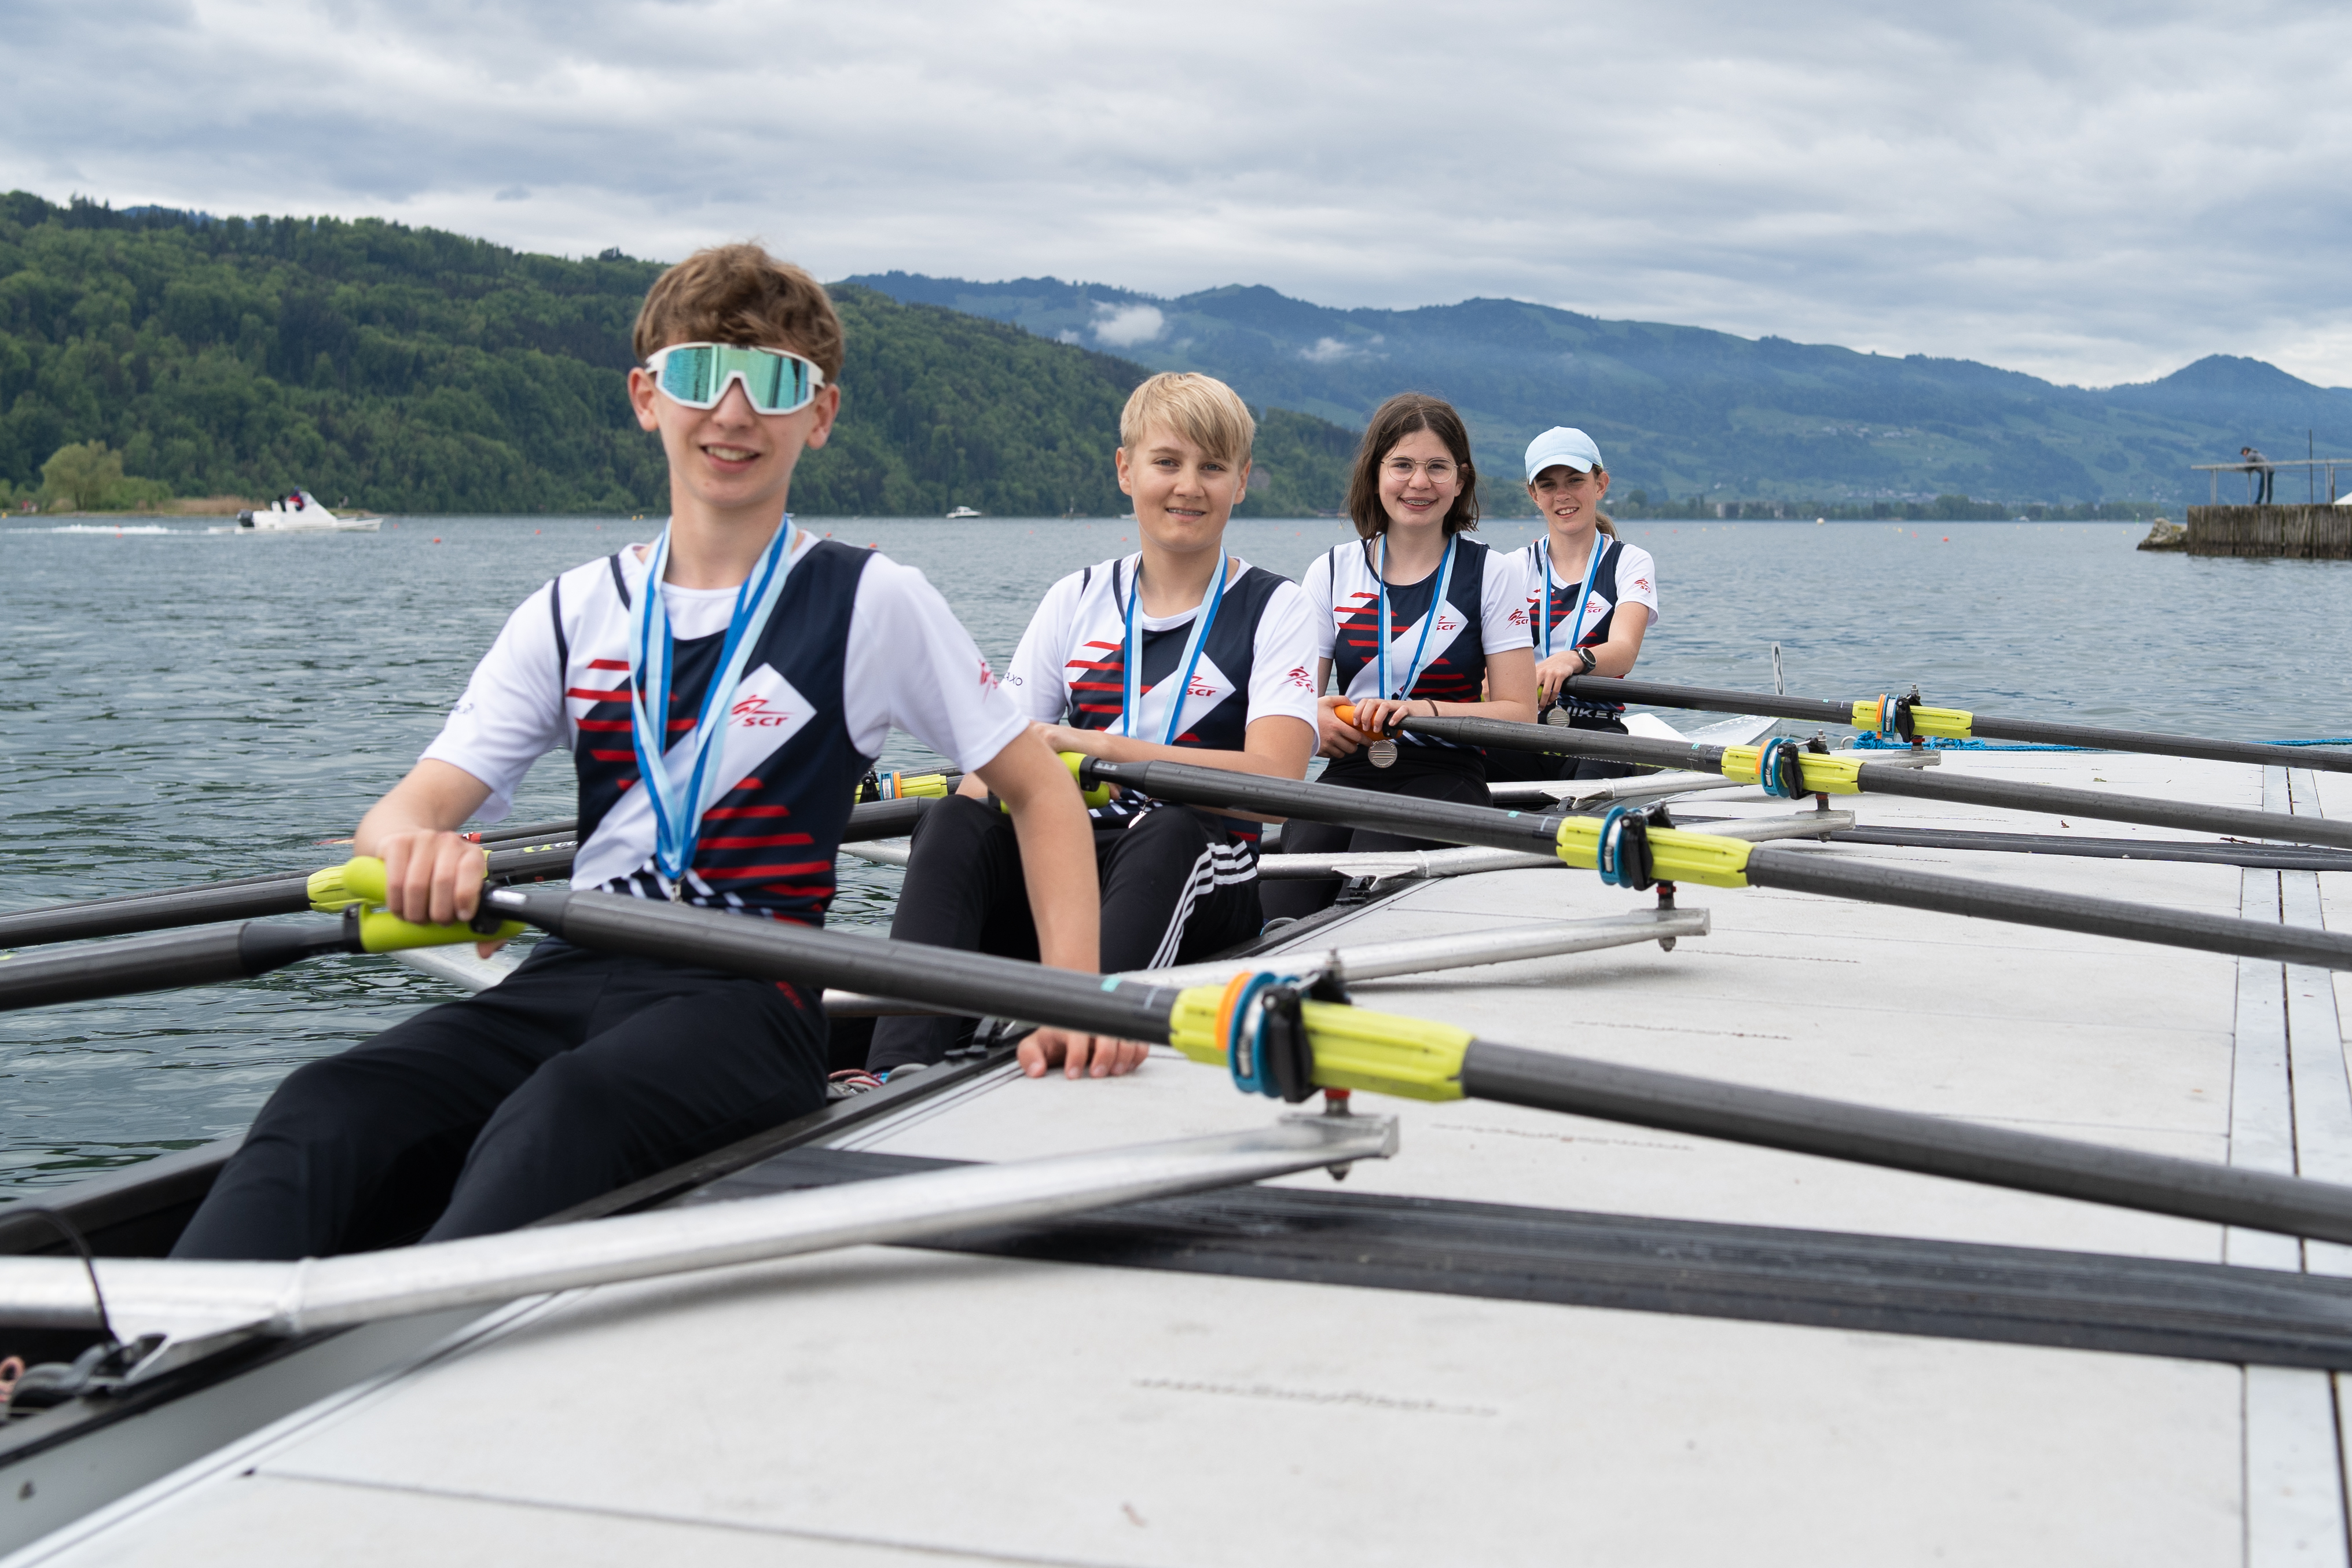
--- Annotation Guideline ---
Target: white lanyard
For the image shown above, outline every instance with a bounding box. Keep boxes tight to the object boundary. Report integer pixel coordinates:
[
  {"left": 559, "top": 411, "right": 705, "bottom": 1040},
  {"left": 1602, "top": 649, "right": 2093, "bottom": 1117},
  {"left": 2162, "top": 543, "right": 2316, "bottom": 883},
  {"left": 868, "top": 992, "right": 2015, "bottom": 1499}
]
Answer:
[
  {"left": 628, "top": 519, "right": 803, "bottom": 894},
  {"left": 1375, "top": 535, "right": 1456, "bottom": 700},
  {"left": 1118, "top": 555, "right": 1231, "bottom": 745},
  {"left": 1539, "top": 533, "right": 1609, "bottom": 658}
]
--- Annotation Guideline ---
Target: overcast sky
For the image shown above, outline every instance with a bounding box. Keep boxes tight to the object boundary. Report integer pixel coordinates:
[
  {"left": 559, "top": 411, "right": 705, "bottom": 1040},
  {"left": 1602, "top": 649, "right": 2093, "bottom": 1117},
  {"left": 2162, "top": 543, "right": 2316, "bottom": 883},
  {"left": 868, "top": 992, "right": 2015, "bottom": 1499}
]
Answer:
[{"left": 8, "top": 0, "right": 2350, "bottom": 388}]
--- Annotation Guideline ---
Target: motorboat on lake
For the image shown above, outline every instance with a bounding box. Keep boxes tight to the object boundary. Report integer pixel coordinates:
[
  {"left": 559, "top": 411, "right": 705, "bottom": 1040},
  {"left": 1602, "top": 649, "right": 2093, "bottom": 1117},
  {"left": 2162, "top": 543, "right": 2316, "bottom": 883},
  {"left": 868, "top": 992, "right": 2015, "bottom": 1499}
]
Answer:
[{"left": 234, "top": 491, "right": 381, "bottom": 533}]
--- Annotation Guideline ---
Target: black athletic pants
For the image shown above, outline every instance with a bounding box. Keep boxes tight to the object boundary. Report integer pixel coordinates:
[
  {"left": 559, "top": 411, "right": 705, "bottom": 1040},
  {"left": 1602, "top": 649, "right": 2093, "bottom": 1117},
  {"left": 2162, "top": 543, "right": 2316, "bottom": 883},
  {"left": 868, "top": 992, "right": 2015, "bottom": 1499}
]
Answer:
[
  {"left": 171, "top": 939, "right": 828, "bottom": 1261},
  {"left": 1483, "top": 713, "right": 1639, "bottom": 784},
  {"left": 1256, "top": 754, "right": 1491, "bottom": 923},
  {"left": 867, "top": 795, "right": 1262, "bottom": 1073}
]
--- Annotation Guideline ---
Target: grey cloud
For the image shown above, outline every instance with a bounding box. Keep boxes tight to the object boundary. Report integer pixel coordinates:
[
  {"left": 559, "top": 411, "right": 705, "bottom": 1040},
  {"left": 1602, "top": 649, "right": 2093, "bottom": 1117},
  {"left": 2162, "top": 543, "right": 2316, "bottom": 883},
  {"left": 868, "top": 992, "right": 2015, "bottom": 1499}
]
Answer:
[{"left": 3, "top": 0, "right": 2349, "bottom": 385}]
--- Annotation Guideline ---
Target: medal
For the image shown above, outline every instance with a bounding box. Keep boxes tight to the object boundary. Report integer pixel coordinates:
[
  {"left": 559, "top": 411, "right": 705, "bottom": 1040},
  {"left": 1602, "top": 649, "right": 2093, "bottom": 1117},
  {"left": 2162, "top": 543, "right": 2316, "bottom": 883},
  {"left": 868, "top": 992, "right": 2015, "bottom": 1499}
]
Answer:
[
  {"left": 1368, "top": 536, "right": 1455, "bottom": 772},
  {"left": 1542, "top": 706, "right": 1573, "bottom": 727}
]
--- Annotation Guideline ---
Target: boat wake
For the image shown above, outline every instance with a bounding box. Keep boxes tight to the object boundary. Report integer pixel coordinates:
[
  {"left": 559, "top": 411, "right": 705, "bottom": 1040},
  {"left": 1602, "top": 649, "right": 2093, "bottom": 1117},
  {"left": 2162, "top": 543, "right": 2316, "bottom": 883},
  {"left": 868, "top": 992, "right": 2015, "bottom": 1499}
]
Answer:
[{"left": 27, "top": 524, "right": 182, "bottom": 535}]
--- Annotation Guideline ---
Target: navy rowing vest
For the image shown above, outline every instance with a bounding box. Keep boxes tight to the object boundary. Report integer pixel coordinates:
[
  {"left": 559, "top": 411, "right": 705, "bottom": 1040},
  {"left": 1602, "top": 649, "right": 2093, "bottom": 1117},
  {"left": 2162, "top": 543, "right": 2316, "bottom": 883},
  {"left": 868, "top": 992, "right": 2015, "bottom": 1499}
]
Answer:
[{"left": 558, "top": 541, "right": 875, "bottom": 924}]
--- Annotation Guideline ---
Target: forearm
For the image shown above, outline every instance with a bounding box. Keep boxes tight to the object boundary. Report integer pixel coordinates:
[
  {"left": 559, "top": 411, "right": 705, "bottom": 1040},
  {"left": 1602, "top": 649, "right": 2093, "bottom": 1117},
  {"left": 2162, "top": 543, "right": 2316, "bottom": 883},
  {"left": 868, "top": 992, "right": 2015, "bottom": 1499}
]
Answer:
[
  {"left": 354, "top": 761, "right": 494, "bottom": 858},
  {"left": 1059, "top": 729, "right": 1295, "bottom": 778},
  {"left": 1426, "top": 693, "right": 1535, "bottom": 724}
]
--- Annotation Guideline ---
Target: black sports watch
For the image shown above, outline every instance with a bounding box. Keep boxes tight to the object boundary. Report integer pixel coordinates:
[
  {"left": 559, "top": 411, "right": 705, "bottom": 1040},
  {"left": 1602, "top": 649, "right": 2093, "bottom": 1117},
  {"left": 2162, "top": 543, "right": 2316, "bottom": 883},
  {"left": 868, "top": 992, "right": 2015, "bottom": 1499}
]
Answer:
[{"left": 1575, "top": 647, "right": 1599, "bottom": 675}]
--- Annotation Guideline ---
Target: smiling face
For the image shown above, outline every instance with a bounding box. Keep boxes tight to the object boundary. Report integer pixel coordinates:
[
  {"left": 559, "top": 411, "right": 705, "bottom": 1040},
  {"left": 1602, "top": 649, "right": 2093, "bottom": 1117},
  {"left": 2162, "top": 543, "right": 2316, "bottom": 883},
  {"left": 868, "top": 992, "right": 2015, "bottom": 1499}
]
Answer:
[
  {"left": 1378, "top": 428, "right": 1463, "bottom": 535},
  {"left": 1529, "top": 462, "right": 1610, "bottom": 533},
  {"left": 628, "top": 347, "right": 841, "bottom": 526},
  {"left": 1115, "top": 421, "right": 1249, "bottom": 555}
]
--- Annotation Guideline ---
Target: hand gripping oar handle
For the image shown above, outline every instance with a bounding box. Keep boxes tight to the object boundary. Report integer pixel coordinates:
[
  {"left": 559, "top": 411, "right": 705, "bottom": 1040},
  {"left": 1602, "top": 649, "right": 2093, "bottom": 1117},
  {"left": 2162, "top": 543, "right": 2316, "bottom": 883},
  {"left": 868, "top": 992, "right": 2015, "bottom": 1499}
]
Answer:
[
  {"left": 1072, "top": 754, "right": 2352, "bottom": 971},
  {"left": 0, "top": 794, "right": 937, "bottom": 954},
  {"left": 1378, "top": 710, "right": 2352, "bottom": 854},
  {"left": 0, "top": 838, "right": 577, "bottom": 951},
  {"left": 0, "top": 860, "right": 531, "bottom": 1014},
  {"left": 480, "top": 886, "right": 2352, "bottom": 1245},
  {"left": 1558, "top": 674, "right": 2352, "bottom": 774}
]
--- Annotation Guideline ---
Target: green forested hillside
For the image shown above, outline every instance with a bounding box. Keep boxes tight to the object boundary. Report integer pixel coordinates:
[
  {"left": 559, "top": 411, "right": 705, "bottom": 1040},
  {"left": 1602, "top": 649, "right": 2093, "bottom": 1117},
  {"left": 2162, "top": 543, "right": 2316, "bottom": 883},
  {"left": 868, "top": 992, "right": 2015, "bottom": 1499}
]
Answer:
[{"left": 0, "top": 195, "right": 1356, "bottom": 516}]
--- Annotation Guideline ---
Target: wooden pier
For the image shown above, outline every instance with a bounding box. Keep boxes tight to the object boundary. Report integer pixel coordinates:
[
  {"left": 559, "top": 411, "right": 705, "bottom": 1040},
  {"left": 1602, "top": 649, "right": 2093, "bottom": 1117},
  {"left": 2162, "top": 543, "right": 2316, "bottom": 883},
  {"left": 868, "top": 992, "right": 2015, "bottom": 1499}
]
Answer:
[{"left": 2182, "top": 505, "right": 2352, "bottom": 559}]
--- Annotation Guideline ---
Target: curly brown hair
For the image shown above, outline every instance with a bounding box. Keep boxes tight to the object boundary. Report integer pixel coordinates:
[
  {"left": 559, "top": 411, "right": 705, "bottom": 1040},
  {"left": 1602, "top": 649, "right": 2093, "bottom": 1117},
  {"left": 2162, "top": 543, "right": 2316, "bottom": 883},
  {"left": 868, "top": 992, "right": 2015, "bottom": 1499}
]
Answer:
[
  {"left": 632, "top": 243, "right": 845, "bottom": 381},
  {"left": 1345, "top": 392, "right": 1480, "bottom": 540}
]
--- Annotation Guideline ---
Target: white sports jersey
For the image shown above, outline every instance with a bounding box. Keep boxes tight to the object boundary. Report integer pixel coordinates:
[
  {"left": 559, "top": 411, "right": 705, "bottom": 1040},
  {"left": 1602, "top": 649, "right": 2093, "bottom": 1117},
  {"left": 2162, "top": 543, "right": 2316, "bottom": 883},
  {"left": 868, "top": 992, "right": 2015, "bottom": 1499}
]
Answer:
[
  {"left": 1005, "top": 552, "right": 1319, "bottom": 882},
  {"left": 1300, "top": 534, "right": 1532, "bottom": 757},
  {"left": 423, "top": 535, "right": 1027, "bottom": 917},
  {"left": 1519, "top": 534, "right": 1660, "bottom": 717}
]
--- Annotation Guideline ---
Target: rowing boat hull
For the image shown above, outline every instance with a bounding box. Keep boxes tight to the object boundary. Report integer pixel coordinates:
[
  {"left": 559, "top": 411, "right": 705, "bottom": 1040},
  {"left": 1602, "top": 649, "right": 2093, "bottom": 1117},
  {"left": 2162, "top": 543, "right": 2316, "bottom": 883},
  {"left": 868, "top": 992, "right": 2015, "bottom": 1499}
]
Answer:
[{"left": 3, "top": 749, "right": 2346, "bottom": 1562}]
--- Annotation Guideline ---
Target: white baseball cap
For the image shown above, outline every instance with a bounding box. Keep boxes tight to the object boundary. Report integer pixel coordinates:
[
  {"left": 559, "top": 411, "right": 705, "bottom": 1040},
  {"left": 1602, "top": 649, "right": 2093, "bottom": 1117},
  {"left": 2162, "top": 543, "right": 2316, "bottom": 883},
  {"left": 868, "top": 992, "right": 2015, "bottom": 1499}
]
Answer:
[{"left": 1525, "top": 427, "right": 1604, "bottom": 480}]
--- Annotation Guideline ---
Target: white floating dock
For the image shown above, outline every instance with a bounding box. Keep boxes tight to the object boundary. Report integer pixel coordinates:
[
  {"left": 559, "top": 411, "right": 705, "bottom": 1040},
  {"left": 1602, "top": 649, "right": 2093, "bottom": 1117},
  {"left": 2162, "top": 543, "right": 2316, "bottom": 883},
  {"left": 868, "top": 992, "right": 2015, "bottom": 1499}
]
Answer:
[{"left": 8, "top": 751, "right": 2347, "bottom": 1566}]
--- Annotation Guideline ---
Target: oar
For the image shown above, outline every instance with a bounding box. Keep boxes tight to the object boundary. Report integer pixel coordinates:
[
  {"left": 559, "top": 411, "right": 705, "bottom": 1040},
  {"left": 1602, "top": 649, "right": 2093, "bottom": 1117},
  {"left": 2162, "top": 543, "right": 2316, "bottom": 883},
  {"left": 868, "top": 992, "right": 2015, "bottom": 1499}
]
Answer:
[
  {"left": 1341, "top": 706, "right": 2352, "bottom": 854},
  {"left": 477, "top": 885, "right": 2352, "bottom": 1246},
  {"left": 0, "top": 901, "right": 526, "bottom": 1013},
  {"left": 1070, "top": 754, "right": 2352, "bottom": 972},
  {"left": 1557, "top": 674, "right": 2352, "bottom": 774},
  {"left": 0, "top": 839, "right": 577, "bottom": 952},
  {"left": 0, "top": 796, "right": 940, "bottom": 953}
]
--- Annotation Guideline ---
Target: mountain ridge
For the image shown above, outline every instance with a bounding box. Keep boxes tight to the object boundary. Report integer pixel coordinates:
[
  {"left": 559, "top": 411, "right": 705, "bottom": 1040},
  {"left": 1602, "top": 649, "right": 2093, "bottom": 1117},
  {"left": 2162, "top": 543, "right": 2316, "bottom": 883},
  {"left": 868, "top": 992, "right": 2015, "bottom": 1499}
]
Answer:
[{"left": 846, "top": 271, "right": 2352, "bottom": 507}]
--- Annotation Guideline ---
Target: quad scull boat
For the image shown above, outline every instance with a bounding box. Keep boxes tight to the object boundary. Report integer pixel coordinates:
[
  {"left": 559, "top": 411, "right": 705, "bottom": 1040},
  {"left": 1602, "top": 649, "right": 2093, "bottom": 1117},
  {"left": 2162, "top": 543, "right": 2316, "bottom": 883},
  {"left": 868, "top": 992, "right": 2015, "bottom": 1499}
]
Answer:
[{"left": 0, "top": 708, "right": 2347, "bottom": 1563}]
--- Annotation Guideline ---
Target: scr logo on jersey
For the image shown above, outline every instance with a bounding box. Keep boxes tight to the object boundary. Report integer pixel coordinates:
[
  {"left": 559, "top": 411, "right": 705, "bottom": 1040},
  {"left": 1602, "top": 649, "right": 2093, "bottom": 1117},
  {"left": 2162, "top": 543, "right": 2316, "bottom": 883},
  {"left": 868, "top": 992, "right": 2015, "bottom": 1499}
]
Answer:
[
  {"left": 978, "top": 658, "right": 999, "bottom": 690},
  {"left": 730, "top": 695, "right": 798, "bottom": 728},
  {"left": 1285, "top": 665, "right": 1313, "bottom": 691},
  {"left": 1508, "top": 606, "right": 1531, "bottom": 627}
]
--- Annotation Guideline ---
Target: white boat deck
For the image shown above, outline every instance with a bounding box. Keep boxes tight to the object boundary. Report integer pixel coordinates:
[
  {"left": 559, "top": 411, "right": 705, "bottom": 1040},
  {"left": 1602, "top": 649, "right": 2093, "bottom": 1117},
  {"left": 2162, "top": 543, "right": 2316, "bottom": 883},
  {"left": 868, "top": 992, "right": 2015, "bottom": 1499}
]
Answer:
[{"left": 13, "top": 751, "right": 2350, "bottom": 1566}]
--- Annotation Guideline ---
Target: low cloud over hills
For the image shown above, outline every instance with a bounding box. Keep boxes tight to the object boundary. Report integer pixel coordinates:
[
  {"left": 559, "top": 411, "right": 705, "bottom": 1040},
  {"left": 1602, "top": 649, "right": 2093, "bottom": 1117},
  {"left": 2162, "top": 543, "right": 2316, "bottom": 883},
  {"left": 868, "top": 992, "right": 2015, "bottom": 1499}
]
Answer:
[{"left": 850, "top": 273, "right": 2352, "bottom": 509}]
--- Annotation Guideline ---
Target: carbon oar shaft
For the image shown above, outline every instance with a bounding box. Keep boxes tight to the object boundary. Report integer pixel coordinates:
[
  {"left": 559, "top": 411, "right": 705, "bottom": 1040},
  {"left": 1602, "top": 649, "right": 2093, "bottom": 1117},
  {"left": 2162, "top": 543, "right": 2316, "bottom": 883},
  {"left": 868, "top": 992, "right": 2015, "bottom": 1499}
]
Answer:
[
  {"left": 0, "top": 921, "right": 356, "bottom": 1012},
  {"left": 0, "top": 796, "right": 934, "bottom": 954},
  {"left": 1561, "top": 674, "right": 2352, "bottom": 774},
  {"left": 1076, "top": 755, "right": 2352, "bottom": 971},
  {"left": 485, "top": 886, "right": 1180, "bottom": 1040},
  {"left": 1080, "top": 758, "right": 1562, "bottom": 858},
  {"left": 1742, "top": 848, "right": 2352, "bottom": 969},
  {"left": 1393, "top": 713, "right": 2352, "bottom": 853},
  {"left": 1458, "top": 1043, "right": 2352, "bottom": 1245},
  {"left": 485, "top": 888, "right": 2352, "bottom": 1244}
]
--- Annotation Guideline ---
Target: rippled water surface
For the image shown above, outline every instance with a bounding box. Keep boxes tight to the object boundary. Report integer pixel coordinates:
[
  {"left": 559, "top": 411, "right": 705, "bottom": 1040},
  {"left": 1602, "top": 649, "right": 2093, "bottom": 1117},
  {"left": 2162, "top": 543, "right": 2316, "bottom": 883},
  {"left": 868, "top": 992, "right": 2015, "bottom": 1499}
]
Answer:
[{"left": 2, "top": 514, "right": 2346, "bottom": 1198}]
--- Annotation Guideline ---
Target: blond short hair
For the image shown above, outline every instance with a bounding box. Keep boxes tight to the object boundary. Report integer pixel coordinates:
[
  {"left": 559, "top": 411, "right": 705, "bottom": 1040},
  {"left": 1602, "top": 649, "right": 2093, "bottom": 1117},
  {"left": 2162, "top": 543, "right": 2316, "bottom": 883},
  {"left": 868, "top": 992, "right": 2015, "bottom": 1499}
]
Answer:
[
  {"left": 1120, "top": 372, "right": 1255, "bottom": 467},
  {"left": 632, "top": 243, "right": 845, "bottom": 380}
]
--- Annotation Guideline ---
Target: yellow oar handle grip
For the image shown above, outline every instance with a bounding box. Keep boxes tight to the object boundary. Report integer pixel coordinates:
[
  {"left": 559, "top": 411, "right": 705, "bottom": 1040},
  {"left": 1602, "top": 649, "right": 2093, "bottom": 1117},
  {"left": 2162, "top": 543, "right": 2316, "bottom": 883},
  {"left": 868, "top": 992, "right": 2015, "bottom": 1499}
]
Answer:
[
  {"left": 1850, "top": 698, "right": 1973, "bottom": 740},
  {"left": 1058, "top": 752, "right": 1116, "bottom": 809},
  {"left": 354, "top": 909, "right": 527, "bottom": 953},
  {"left": 1553, "top": 816, "right": 1754, "bottom": 888},
  {"left": 865, "top": 770, "right": 953, "bottom": 801},
  {"left": 315, "top": 857, "right": 524, "bottom": 950},
  {"left": 1165, "top": 985, "right": 1470, "bottom": 1101},
  {"left": 1719, "top": 745, "right": 1865, "bottom": 796}
]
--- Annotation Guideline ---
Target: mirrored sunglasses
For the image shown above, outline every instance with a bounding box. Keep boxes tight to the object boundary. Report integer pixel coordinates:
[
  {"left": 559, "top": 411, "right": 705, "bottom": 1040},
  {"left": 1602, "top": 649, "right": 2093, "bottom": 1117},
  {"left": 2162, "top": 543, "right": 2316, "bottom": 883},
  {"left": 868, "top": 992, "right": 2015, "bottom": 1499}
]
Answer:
[{"left": 645, "top": 343, "right": 827, "bottom": 414}]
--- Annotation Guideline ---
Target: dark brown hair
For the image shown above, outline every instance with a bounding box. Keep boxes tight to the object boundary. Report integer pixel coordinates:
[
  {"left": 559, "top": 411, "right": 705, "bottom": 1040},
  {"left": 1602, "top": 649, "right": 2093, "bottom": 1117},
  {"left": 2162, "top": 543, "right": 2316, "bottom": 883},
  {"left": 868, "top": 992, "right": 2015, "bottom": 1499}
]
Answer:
[
  {"left": 1346, "top": 392, "right": 1480, "bottom": 540},
  {"left": 632, "top": 243, "right": 845, "bottom": 381}
]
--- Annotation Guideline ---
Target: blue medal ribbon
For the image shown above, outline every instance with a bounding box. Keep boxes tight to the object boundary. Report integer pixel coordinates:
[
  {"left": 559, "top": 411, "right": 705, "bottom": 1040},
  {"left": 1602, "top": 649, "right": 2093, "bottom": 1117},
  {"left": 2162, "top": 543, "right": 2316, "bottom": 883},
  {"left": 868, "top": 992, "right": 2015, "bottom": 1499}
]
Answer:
[
  {"left": 628, "top": 517, "right": 803, "bottom": 897},
  {"left": 1375, "top": 534, "right": 1457, "bottom": 710},
  {"left": 1539, "top": 533, "right": 1610, "bottom": 659},
  {"left": 1118, "top": 553, "right": 1231, "bottom": 746}
]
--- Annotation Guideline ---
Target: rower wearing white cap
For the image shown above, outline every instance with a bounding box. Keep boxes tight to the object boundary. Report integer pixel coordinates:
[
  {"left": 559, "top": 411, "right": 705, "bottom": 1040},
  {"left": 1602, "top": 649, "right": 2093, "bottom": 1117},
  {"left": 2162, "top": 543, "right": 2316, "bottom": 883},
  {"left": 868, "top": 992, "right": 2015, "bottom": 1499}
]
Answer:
[{"left": 1487, "top": 427, "right": 1659, "bottom": 784}]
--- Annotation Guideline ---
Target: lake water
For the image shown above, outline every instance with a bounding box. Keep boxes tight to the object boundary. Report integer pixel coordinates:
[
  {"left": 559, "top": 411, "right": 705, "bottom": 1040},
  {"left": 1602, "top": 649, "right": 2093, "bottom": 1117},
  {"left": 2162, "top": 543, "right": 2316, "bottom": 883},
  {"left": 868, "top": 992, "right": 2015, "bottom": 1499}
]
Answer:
[{"left": 2, "top": 514, "right": 2347, "bottom": 1199}]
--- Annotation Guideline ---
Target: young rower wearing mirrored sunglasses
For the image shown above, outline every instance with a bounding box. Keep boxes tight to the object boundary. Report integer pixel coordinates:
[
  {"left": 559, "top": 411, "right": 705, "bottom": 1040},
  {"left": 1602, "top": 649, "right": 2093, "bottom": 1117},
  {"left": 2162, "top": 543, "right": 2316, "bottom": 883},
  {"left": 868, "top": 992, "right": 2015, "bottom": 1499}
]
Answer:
[{"left": 173, "top": 244, "right": 1128, "bottom": 1264}]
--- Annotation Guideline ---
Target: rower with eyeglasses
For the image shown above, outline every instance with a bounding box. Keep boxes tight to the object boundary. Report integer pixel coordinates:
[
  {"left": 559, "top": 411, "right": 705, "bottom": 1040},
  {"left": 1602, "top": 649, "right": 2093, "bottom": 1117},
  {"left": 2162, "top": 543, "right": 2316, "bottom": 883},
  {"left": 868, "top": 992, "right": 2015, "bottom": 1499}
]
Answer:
[
  {"left": 1260, "top": 393, "right": 1538, "bottom": 923},
  {"left": 1486, "top": 427, "right": 1660, "bottom": 785}
]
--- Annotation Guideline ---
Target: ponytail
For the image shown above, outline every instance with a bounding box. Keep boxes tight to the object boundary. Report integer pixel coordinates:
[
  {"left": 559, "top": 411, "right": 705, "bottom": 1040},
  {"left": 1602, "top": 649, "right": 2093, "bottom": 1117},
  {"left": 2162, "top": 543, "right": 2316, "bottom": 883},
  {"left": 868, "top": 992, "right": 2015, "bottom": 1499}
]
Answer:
[{"left": 1595, "top": 512, "right": 1617, "bottom": 540}]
